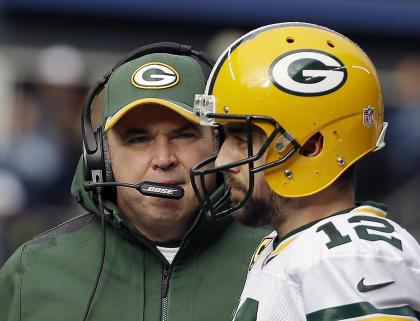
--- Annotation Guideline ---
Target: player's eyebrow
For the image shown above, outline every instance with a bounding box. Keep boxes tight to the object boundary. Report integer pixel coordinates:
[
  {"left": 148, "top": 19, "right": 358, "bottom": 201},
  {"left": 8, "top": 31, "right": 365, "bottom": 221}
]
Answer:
[
  {"left": 224, "top": 123, "right": 267, "bottom": 141},
  {"left": 224, "top": 124, "right": 247, "bottom": 136}
]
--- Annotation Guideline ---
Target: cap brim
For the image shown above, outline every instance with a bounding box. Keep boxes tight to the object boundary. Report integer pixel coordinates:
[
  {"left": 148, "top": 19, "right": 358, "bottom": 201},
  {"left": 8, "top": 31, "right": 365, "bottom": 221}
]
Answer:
[{"left": 104, "top": 98, "right": 200, "bottom": 131}]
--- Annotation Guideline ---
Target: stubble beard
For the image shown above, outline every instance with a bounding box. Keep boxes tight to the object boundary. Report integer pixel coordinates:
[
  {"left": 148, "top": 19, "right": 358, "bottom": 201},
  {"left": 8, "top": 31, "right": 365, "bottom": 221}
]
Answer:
[{"left": 226, "top": 175, "right": 287, "bottom": 228}]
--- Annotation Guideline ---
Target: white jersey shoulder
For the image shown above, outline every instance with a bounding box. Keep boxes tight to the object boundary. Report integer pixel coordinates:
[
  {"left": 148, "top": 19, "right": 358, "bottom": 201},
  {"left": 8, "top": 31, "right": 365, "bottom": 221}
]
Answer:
[{"left": 234, "top": 203, "right": 420, "bottom": 321}]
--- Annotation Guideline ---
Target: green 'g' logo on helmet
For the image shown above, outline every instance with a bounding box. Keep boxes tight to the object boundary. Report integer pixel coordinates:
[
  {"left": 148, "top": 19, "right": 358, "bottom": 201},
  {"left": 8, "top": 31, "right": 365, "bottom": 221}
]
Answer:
[{"left": 269, "top": 49, "right": 347, "bottom": 96}]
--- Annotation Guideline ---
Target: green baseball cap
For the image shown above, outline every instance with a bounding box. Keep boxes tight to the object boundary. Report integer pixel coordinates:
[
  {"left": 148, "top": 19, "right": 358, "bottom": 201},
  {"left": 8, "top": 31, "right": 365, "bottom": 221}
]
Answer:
[{"left": 102, "top": 53, "right": 206, "bottom": 131}]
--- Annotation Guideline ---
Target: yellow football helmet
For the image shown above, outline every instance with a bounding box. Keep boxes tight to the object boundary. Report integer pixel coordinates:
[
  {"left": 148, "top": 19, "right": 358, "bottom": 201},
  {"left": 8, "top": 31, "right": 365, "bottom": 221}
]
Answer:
[{"left": 191, "top": 22, "right": 387, "bottom": 218}]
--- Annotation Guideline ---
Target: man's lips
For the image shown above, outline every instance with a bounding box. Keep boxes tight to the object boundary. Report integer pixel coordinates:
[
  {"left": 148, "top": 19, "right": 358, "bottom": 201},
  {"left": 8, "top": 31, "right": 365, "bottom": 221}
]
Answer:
[
  {"left": 228, "top": 182, "right": 246, "bottom": 193},
  {"left": 158, "top": 180, "right": 185, "bottom": 185},
  {"left": 230, "top": 185, "right": 241, "bottom": 192}
]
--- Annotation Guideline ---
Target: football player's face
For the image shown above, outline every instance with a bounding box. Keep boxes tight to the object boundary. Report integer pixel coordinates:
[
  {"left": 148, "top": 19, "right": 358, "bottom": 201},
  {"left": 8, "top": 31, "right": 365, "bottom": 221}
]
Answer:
[
  {"left": 107, "top": 104, "right": 216, "bottom": 241},
  {"left": 215, "top": 123, "right": 283, "bottom": 227}
]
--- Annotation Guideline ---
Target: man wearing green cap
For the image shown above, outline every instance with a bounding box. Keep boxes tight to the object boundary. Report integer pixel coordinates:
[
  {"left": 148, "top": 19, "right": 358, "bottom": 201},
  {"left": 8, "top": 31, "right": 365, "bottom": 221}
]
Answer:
[{"left": 0, "top": 47, "right": 266, "bottom": 321}]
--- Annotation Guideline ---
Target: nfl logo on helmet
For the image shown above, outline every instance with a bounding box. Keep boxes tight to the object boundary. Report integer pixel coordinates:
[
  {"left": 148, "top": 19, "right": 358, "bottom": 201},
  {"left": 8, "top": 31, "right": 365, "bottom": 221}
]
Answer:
[{"left": 363, "top": 107, "right": 374, "bottom": 126}]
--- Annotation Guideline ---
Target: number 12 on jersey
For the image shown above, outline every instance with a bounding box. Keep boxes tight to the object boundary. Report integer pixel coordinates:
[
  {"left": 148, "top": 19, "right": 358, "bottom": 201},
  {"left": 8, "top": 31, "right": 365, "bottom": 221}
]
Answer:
[{"left": 316, "top": 215, "right": 402, "bottom": 250}]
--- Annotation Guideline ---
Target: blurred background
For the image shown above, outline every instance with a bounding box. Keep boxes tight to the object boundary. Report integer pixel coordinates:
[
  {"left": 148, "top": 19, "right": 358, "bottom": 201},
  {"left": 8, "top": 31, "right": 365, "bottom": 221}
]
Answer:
[{"left": 0, "top": 0, "right": 419, "bottom": 266}]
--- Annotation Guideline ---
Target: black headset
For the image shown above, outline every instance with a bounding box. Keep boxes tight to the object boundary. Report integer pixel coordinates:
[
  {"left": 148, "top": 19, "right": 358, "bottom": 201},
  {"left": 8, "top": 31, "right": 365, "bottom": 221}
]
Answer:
[
  {"left": 79, "top": 42, "right": 214, "bottom": 321},
  {"left": 81, "top": 42, "right": 215, "bottom": 187}
]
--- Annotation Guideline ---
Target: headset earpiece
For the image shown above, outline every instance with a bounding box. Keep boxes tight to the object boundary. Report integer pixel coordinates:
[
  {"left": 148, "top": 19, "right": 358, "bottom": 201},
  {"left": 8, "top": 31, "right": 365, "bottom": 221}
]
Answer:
[{"left": 83, "top": 125, "right": 106, "bottom": 184}]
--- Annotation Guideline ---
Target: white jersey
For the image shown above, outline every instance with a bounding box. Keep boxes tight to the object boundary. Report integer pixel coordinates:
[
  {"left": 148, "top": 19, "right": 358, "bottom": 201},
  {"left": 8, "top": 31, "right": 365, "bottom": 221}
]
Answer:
[{"left": 233, "top": 202, "right": 420, "bottom": 321}]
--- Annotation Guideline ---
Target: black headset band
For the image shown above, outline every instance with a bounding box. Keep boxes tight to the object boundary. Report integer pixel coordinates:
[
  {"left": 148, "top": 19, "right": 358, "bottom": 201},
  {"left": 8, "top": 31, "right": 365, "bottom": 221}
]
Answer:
[
  {"left": 112, "top": 42, "right": 213, "bottom": 72},
  {"left": 82, "top": 79, "right": 107, "bottom": 154}
]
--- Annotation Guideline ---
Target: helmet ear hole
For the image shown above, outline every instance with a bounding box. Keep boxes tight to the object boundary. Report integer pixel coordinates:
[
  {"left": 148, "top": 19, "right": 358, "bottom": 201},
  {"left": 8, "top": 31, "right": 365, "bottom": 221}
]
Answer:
[{"left": 299, "top": 132, "right": 323, "bottom": 158}]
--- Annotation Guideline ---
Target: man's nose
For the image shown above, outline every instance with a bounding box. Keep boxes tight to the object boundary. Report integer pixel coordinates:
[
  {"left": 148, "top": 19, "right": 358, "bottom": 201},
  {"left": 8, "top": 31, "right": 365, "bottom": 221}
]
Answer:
[
  {"left": 151, "top": 138, "right": 177, "bottom": 170},
  {"left": 215, "top": 140, "right": 240, "bottom": 174}
]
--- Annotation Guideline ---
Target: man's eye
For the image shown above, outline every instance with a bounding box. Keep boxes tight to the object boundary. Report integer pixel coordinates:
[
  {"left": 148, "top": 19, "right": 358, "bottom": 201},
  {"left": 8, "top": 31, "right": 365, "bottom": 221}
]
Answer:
[
  {"left": 235, "top": 135, "right": 247, "bottom": 143},
  {"left": 176, "top": 132, "right": 196, "bottom": 139},
  {"left": 128, "top": 136, "right": 150, "bottom": 144}
]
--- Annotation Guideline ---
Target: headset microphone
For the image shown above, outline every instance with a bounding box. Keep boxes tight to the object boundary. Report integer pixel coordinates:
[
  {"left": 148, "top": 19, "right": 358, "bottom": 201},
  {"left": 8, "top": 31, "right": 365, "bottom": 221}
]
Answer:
[{"left": 84, "top": 181, "right": 184, "bottom": 200}]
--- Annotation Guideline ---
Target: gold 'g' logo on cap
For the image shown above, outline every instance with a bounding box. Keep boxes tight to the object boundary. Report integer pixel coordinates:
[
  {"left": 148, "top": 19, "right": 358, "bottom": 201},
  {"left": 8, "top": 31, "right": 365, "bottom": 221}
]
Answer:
[{"left": 132, "top": 62, "right": 179, "bottom": 89}]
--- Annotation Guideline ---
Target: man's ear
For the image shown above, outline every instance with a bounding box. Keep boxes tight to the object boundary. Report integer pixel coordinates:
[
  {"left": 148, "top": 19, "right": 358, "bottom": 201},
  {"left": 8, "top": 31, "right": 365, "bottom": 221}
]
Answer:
[{"left": 299, "top": 132, "right": 323, "bottom": 158}]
